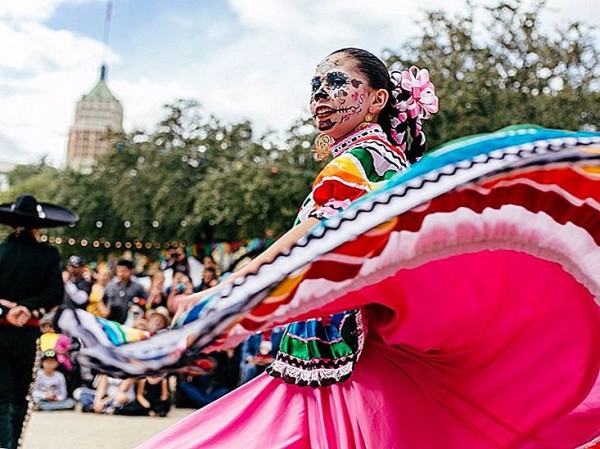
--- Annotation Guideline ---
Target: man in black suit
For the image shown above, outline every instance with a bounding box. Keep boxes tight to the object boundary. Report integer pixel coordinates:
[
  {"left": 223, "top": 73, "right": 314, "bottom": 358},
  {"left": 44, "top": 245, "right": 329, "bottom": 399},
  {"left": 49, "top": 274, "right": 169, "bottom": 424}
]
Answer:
[{"left": 0, "top": 194, "right": 77, "bottom": 449}]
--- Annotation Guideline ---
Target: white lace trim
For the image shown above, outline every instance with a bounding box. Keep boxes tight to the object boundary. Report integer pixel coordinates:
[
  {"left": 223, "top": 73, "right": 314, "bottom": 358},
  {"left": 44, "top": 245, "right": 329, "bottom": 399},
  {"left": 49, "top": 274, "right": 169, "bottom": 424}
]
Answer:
[
  {"left": 331, "top": 124, "right": 388, "bottom": 157},
  {"left": 268, "top": 359, "right": 354, "bottom": 384},
  {"left": 269, "top": 309, "right": 366, "bottom": 386}
]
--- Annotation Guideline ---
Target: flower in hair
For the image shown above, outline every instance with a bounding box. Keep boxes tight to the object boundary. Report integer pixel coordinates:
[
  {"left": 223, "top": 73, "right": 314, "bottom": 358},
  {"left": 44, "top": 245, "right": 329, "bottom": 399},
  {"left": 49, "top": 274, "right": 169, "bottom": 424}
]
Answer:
[
  {"left": 390, "top": 99, "right": 408, "bottom": 126},
  {"left": 398, "top": 67, "right": 439, "bottom": 120},
  {"left": 390, "top": 129, "right": 406, "bottom": 149}
]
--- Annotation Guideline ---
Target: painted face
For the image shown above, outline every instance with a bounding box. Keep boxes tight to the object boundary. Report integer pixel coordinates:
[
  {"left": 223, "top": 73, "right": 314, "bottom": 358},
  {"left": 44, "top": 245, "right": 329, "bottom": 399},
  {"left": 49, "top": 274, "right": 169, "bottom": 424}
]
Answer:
[{"left": 310, "top": 55, "right": 372, "bottom": 140}]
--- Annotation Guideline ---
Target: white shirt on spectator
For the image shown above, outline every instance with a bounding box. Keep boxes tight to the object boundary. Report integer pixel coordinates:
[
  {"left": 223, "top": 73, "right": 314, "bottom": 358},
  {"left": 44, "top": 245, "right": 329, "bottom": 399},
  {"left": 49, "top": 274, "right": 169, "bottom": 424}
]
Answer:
[{"left": 33, "top": 370, "right": 68, "bottom": 401}]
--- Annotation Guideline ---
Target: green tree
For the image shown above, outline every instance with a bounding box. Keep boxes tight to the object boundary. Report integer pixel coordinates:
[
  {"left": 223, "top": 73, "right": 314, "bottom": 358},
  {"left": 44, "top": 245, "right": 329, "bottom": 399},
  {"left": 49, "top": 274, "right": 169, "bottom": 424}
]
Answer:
[
  {"left": 1, "top": 160, "right": 62, "bottom": 203},
  {"left": 0, "top": 162, "right": 64, "bottom": 240},
  {"left": 102, "top": 101, "right": 263, "bottom": 243},
  {"left": 9, "top": 1, "right": 595, "bottom": 250},
  {"left": 188, "top": 117, "right": 321, "bottom": 240},
  {"left": 383, "top": 0, "right": 600, "bottom": 148}
]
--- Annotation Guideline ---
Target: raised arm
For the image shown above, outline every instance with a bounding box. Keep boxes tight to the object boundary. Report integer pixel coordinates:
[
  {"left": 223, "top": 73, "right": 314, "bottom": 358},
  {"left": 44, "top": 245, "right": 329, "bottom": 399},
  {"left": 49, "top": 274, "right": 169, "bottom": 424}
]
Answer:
[{"left": 174, "top": 217, "right": 320, "bottom": 319}]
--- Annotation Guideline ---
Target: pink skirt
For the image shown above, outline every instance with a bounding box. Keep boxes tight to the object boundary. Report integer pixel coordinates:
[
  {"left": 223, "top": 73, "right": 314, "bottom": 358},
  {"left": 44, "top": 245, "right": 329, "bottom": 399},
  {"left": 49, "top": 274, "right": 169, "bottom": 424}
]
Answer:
[{"left": 136, "top": 251, "right": 600, "bottom": 449}]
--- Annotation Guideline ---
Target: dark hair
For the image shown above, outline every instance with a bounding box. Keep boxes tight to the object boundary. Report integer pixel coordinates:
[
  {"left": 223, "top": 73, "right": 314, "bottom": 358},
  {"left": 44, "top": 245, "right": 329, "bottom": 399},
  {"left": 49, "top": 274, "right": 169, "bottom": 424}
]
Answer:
[
  {"left": 329, "top": 47, "right": 429, "bottom": 163},
  {"left": 117, "top": 259, "right": 135, "bottom": 270}
]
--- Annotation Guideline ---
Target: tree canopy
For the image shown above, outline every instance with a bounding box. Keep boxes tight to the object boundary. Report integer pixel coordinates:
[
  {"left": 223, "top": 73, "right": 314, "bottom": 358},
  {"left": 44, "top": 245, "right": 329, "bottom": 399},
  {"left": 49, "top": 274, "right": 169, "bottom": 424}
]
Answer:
[
  {"left": 0, "top": 101, "right": 322, "bottom": 260},
  {"left": 1, "top": 1, "right": 597, "bottom": 261},
  {"left": 383, "top": 0, "right": 599, "bottom": 146}
]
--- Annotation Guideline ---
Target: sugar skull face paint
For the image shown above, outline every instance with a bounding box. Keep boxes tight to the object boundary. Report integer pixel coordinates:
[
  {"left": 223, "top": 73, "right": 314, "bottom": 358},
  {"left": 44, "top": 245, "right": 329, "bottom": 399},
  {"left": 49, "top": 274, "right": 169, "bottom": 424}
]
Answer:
[
  {"left": 311, "top": 72, "right": 351, "bottom": 99},
  {"left": 310, "top": 55, "right": 372, "bottom": 140}
]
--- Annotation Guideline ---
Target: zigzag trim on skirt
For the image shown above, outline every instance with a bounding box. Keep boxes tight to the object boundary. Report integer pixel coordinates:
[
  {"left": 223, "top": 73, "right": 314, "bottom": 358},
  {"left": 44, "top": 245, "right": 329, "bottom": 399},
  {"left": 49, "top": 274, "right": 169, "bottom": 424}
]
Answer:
[
  {"left": 266, "top": 357, "right": 356, "bottom": 388},
  {"left": 267, "top": 310, "right": 366, "bottom": 387}
]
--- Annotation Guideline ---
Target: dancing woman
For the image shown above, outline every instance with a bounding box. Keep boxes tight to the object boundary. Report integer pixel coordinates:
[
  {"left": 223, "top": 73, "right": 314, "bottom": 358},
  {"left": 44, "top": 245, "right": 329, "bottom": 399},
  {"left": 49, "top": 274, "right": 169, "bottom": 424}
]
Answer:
[
  {"left": 149, "top": 46, "right": 439, "bottom": 447},
  {"left": 61, "top": 47, "right": 600, "bottom": 448}
]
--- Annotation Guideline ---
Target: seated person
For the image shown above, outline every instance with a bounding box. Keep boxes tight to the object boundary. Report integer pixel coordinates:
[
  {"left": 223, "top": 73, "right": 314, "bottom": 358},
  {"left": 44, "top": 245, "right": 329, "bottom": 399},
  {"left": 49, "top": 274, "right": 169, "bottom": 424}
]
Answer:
[
  {"left": 166, "top": 272, "right": 194, "bottom": 316},
  {"left": 39, "top": 312, "right": 81, "bottom": 396},
  {"left": 146, "top": 306, "right": 171, "bottom": 335},
  {"left": 102, "top": 259, "right": 147, "bottom": 325},
  {"left": 146, "top": 270, "right": 167, "bottom": 309},
  {"left": 176, "top": 348, "right": 240, "bottom": 409},
  {"left": 73, "top": 374, "right": 134, "bottom": 414},
  {"left": 114, "top": 375, "right": 171, "bottom": 417},
  {"left": 86, "top": 266, "right": 112, "bottom": 318},
  {"left": 32, "top": 350, "right": 76, "bottom": 411},
  {"left": 195, "top": 267, "right": 219, "bottom": 292},
  {"left": 239, "top": 327, "right": 285, "bottom": 384}
]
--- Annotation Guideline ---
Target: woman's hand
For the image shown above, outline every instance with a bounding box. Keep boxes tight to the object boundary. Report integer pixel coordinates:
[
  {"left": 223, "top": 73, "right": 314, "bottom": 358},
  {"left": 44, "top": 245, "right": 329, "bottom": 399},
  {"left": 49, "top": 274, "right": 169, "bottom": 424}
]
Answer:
[
  {"left": 171, "top": 288, "right": 216, "bottom": 325},
  {"left": 171, "top": 218, "right": 319, "bottom": 327}
]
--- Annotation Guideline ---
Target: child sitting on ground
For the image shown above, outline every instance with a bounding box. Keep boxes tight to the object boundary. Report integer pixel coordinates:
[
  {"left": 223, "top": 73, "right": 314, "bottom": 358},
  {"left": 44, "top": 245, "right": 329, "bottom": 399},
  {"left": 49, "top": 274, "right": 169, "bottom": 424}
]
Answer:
[
  {"left": 73, "top": 374, "right": 134, "bottom": 414},
  {"left": 32, "top": 350, "right": 76, "bottom": 411},
  {"left": 114, "top": 375, "right": 171, "bottom": 417},
  {"left": 39, "top": 312, "right": 82, "bottom": 394}
]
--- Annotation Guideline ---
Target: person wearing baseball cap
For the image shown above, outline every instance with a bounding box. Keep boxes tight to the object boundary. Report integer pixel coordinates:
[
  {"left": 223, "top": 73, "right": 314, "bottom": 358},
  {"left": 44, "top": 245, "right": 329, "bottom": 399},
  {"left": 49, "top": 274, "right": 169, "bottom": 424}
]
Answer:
[
  {"left": 0, "top": 193, "right": 77, "bottom": 449},
  {"left": 63, "top": 254, "right": 92, "bottom": 310}
]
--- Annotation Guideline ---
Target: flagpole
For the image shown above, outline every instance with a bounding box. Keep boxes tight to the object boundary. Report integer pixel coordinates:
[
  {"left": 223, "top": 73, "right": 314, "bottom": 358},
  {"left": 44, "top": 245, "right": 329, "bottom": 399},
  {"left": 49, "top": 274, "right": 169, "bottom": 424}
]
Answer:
[{"left": 101, "top": 1, "right": 113, "bottom": 76}]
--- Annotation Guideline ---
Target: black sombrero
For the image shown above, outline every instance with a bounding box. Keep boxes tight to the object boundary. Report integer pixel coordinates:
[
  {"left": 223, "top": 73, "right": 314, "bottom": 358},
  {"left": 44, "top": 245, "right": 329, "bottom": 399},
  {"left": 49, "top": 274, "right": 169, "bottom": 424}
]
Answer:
[{"left": 0, "top": 194, "right": 78, "bottom": 229}]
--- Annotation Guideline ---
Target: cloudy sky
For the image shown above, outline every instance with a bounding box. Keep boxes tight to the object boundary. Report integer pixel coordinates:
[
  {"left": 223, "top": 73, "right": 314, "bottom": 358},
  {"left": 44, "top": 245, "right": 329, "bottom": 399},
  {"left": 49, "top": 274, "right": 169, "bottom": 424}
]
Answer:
[{"left": 0, "top": 0, "right": 597, "bottom": 166}]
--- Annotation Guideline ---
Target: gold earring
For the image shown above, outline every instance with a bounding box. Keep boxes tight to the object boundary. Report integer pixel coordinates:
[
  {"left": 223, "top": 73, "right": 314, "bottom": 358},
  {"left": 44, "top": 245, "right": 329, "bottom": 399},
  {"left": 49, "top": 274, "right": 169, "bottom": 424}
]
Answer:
[
  {"left": 313, "top": 133, "right": 334, "bottom": 161},
  {"left": 356, "top": 112, "right": 374, "bottom": 131}
]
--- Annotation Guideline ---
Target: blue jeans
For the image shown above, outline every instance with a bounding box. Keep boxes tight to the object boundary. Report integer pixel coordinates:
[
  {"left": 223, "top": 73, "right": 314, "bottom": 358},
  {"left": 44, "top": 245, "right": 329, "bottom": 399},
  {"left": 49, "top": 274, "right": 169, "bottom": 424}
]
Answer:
[
  {"left": 36, "top": 398, "right": 76, "bottom": 411},
  {"left": 74, "top": 387, "right": 114, "bottom": 413}
]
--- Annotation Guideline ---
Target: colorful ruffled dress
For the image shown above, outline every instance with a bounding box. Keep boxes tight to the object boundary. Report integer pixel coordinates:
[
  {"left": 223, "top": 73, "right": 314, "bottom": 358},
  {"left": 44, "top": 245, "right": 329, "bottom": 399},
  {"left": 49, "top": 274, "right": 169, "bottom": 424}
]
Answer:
[
  {"left": 59, "top": 124, "right": 600, "bottom": 449},
  {"left": 268, "top": 124, "right": 408, "bottom": 388}
]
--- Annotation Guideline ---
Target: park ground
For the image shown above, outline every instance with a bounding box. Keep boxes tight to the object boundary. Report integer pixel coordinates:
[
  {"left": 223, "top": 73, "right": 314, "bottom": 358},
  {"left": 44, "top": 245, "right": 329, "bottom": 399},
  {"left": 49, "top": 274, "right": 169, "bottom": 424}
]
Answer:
[{"left": 22, "top": 407, "right": 195, "bottom": 449}]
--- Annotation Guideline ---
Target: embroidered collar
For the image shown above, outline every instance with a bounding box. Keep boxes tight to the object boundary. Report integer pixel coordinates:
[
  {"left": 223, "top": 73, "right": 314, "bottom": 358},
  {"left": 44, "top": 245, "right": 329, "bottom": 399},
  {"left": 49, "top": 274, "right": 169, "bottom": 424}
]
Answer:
[{"left": 330, "top": 123, "right": 389, "bottom": 158}]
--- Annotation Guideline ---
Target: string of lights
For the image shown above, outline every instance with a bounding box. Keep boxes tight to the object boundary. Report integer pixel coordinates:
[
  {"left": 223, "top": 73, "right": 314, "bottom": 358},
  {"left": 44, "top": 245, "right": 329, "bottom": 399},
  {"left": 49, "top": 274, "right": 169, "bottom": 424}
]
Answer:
[{"left": 37, "top": 234, "right": 186, "bottom": 250}]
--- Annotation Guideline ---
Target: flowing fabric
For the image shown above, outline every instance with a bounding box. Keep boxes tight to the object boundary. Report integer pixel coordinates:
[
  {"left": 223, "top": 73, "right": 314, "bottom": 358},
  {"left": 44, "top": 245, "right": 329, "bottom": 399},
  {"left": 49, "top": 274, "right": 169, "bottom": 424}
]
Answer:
[{"left": 58, "top": 125, "right": 600, "bottom": 448}]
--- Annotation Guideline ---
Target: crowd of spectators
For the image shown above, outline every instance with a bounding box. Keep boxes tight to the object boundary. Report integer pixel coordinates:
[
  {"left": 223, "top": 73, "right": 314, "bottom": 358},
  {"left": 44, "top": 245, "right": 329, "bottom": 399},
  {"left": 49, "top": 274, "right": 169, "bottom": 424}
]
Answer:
[{"left": 34, "top": 247, "right": 284, "bottom": 418}]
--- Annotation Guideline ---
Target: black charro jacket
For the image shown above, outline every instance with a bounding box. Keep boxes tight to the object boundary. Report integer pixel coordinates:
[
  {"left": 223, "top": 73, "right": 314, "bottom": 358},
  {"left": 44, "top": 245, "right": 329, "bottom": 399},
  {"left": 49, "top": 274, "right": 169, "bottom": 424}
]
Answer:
[{"left": 0, "top": 231, "right": 64, "bottom": 321}]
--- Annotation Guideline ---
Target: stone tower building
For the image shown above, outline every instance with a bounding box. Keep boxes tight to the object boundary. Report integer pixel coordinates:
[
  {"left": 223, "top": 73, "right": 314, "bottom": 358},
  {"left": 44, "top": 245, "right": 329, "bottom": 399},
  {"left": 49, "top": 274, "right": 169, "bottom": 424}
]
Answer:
[{"left": 66, "top": 65, "right": 123, "bottom": 171}]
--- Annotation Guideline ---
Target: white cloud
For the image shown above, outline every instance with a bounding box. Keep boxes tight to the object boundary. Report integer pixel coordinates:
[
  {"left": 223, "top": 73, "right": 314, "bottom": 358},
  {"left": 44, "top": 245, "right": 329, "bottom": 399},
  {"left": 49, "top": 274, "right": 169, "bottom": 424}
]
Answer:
[
  {"left": 210, "top": 0, "right": 599, "bottom": 137},
  {"left": 0, "top": 0, "right": 104, "bottom": 22},
  {"left": 228, "top": 0, "right": 473, "bottom": 42},
  {"left": 0, "top": 0, "right": 598, "bottom": 166},
  {"left": 0, "top": 1, "right": 117, "bottom": 165},
  {"left": 0, "top": 131, "right": 30, "bottom": 163},
  {"left": 112, "top": 78, "right": 197, "bottom": 131},
  {"left": 0, "top": 21, "right": 109, "bottom": 73},
  {"left": 0, "top": 1, "right": 67, "bottom": 22},
  {"left": 184, "top": 33, "right": 314, "bottom": 133},
  {"left": 191, "top": 0, "right": 468, "bottom": 135},
  {"left": 1, "top": 66, "right": 102, "bottom": 162}
]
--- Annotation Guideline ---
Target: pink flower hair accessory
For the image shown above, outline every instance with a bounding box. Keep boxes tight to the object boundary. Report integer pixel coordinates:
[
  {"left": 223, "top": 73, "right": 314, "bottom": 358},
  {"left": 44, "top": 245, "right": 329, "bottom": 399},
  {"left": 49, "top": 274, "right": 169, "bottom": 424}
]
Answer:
[{"left": 391, "top": 67, "right": 439, "bottom": 120}]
